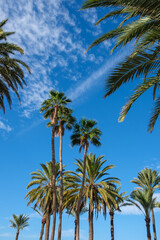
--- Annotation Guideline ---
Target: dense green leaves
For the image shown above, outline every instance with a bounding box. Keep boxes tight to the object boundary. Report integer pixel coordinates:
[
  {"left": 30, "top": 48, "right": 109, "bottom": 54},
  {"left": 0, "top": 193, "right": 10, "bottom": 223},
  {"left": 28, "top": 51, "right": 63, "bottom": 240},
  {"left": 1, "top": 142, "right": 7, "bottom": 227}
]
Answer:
[{"left": 0, "top": 19, "right": 30, "bottom": 112}]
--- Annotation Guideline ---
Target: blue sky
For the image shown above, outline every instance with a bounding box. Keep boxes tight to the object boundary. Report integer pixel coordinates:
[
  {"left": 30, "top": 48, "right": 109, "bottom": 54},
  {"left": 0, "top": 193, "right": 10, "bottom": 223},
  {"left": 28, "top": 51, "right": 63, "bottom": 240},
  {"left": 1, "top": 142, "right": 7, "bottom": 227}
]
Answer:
[{"left": 1, "top": 0, "right": 160, "bottom": 239}]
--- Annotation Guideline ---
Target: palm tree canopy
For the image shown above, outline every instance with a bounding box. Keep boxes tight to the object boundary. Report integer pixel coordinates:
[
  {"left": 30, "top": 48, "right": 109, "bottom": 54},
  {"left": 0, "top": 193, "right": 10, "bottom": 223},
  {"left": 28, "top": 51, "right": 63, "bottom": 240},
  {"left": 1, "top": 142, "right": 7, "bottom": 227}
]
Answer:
[
  {"left": 71, "top": 118, "right": 102, "bottom": 152},
  {"left": 10, "top": 214, "right": 29, "bottom": 231},
  {"left": 0, "top": 19, "right": 31, "bottom": 112},
  {"left": 131, "top": 168, "right": 160, "bottom": 192},
  {"left": 129, "top": 189, "right": 153, "bottom": 216},
  {"left": 48, "top": 107, "right": 76, "bottom": 135},
  {"left": 40, "top": 90, "right": 72, "bottom": 121},
  {"left": 64, "top": 153, "right": 121, "bottom": 215},
  {"left": 25, "top": 161, "right": 60, "bottom": 210},
  {"left": 81, "top": 0, "right": 160, "bottom": 132}
]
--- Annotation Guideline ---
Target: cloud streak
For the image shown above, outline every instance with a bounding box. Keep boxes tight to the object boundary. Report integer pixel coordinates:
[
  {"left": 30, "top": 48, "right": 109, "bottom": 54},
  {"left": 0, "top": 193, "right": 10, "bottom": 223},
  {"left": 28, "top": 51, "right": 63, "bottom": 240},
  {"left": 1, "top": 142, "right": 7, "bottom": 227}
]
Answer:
[{"left": 68, "top": 46, "right": 131, "bottom": 101}]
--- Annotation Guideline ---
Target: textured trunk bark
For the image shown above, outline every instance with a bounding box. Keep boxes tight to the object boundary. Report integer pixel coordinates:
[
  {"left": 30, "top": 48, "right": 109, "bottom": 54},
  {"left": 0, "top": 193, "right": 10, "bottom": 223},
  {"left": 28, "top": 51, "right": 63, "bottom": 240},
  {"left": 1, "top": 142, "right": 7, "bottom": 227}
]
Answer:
[
  {"left": 75, "top": 145, "right": 88, "bottom": 240},
  {"left": 50, "top": 105, "right": 58, "bottom": 240},
  {"left": 151, "top": 208, "right": 157, "bottom": 240},
  {"left": 40, "top": 217, "right": 46, "bottom": 240},
  {"left": 45, "top": 212, "right": 50, "bottom": 240},
  {"left": 58, "top": 125, "right": 63, "bottom": 240},
  {"left": 16, "top": 230, "right": 19, "bottom": 240},
  {"left": 89, "top": 205, "right": 93, "bottom": 240},
  {"left": 145, "top": 216, "right": 151, "bottom": 240},
  {"left": 109, "top": 211, "right": 114, "bottom": 240}
]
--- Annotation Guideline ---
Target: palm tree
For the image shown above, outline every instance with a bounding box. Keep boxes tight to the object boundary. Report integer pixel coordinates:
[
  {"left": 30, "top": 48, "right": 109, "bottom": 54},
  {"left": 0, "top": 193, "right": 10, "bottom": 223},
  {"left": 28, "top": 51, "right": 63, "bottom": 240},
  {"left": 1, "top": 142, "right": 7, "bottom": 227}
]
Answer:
[
  {"left": 10, "top": 214, "right": 29, "bottom": 240},
  {"left": 25, "top": 161, "right": 60, "bottom": 240},
  {"left": 0, "top": 19, "right": 31, "bottom": 112},
  {"left": 131, "top": 168, "right": 160, "bottom": 240},
  {"left": 102, "top": 187, "right": 129, "bottom": 240},
  {"left": 129, "top": 189, "right": 160, "bottom": 240},
  {"left": 53, "top": 108, "right": 75, "bottom": 240},
  {"left": 40, "top": 90, "right": 71, "bottom": 240},
  {"left": 71, "top": 118, "right": 102, "bottom": 240},
  {"left": 74, "top": 153, "right": 120, "bottom": 240},
  {"left": 81, "top": 0, "right": 160, "bottom": 132}
]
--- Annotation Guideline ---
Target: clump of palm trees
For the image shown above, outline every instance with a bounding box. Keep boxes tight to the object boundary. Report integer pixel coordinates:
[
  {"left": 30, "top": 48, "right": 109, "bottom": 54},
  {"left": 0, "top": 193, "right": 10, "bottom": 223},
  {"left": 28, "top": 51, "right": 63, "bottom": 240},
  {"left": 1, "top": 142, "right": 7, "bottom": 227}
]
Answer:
[{"left": 23, "top": 90, "right": 160, "bottom": 240}]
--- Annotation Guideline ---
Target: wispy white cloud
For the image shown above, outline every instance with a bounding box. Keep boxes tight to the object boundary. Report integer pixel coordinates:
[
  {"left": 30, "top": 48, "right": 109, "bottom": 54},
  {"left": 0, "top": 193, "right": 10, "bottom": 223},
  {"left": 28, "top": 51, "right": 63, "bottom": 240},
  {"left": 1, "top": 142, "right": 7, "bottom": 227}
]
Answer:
[
  {"left": 0, "top": 0, "right": 104, "bottom": 116},
  {"left": 68, "top": 47, "right": 131, "bottom": 101},
  {"left": 0, "top": 121, "right": 12, "bottom": 132}
]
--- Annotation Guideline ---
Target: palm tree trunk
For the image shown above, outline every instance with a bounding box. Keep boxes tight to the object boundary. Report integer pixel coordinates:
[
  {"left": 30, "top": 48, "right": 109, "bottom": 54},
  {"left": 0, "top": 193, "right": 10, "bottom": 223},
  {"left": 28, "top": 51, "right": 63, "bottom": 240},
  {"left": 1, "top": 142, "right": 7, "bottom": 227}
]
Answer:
[
  {"left": 145, "top": 216, "right": 151, "bottom": 240},
  {"left": 45, "top": 212, "right": 50, "bottom": 240},
  {"left": 89, "top": 205, "right": 93, "bottom": 240},
  {"left": 16, "top": 230, "right": 19, "bottom": 240},
  {"left": 109, "top": 211, "right": 114, "bottom": 240},
  {"left": 75, "top": 144, "right": 88, "bottom": 240},
  {"left": 151, "top": 208, "right": 157, "bottom": 240},
  {"left": 40, "top": 217, "right": 46, "bottom": 240},
  {"left": 58, "top": 126, "right": 63, "bottom": 240},
  {"left": 74, "top": 219, "right": 77, "bottom": 240},
  {"left": 50, "top": 105, "right": 58, "bottom": 240}
]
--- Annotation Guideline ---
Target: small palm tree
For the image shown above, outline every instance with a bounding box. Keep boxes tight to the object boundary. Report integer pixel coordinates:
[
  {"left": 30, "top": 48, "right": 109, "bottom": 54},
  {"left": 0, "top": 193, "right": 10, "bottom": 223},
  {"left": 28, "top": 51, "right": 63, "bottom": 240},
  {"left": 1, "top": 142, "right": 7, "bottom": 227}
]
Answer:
[
  {"left": 71, "top": 118, "right": 102, "bottom": 240},
  {"left": 129, "top": 189, "right": 160, "bottom": 240},
  {"left": 25, "top": 161, "right": 60, "bottom": 240},
  {"left": 40, "top": 90, "right": 71, "bottom": 240},
  {"left": 10, "top": 214, "right": 29, "bottom": 240},
  {"left": 0, "top": 19, "right": 31, "bottom": 112},
  {"left": 131, "top": 168, "right": 160, "bottom": 240}
]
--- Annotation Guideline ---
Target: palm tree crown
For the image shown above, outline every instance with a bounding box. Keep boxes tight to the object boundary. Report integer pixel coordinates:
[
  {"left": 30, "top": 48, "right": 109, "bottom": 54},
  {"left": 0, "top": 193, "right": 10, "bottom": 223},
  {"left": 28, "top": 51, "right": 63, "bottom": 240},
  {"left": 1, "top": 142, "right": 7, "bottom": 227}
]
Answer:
[
  {"left": 71, "top": 118, "right": 102, "bottom": 152},
  {"left": 40, "top": 90, "right": 72, "bottom": 122},
  {"left": 10, "top": 214, "right": 29, "bottom": 231},
  {"left": 25, "top": 161, "right": 60, "bottom": 209},
  {"left": 0, "top": 19, "right": 31, "bottom": 112}
]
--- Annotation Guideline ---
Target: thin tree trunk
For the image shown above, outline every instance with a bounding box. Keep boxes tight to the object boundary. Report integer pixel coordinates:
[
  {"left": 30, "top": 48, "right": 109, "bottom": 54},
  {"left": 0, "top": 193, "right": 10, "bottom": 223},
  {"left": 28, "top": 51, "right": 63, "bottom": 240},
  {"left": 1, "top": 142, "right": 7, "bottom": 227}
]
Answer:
[
  {"left": 45, "top": 212, "right": 50, "bottom": 240},
  {"left": 58, "top": 125, "right": 63, "bottom": 240},
  {"left": 145, "top": 216, "right": 151, "bottom": 240},
  {"left": 40, "top": 217, "right": 46, "bottom": 240},
  {"left": 15, "top": 230, "right": 19, "bottom": 240},
  {"left": 151, "top": 208, "right": 157, "bottom": 240},
  {"left": 74, "top": 219, "right": 77, "bottom": 240},
  {"left": 75, "top": 145, "right": 88, "bottom": 240},
  {"left": 89, "top": 204, "right": 93, "bottom": 240},
  {"left": 50, "top": 105, "right": 58, "bottom": 240},
  {"left": 109, "top": 211, "right": 114, "bottom": 240}
]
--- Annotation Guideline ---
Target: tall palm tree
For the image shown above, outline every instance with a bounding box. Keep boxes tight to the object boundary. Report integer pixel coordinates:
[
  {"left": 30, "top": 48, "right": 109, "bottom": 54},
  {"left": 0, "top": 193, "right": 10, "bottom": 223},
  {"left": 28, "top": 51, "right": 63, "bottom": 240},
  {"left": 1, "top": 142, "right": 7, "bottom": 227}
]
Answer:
[
  {"left": 25, "top": 161, "right": 60, "bottom": 240},
  {"left": 10, "top": 214, "right": 29, "bottom": 240},
  {"left": 129, "top": 189, "right": 160, "bottom": 240},
  {"left": 131, "top": 168, "right": 160, "bottom": 240},
  {"left": 102, "top": 187, "right": 129, "bottom": 240},
  {"left": 71, "top": 118, "right": 102, "bottom": 240},
  {"left": 53, "top": 108, "right": 75, "bottom": 240},
  {"left": 0, "top": 19, "right": 31, "bottom": 112},
  {"left": 40, "top": 90, "right": 71, "bottom": 240},
  {"left": 74, "top": 153, "right": 120, "bottom": 240},
  {"left": 81, "top": 0, "right": 160, "bottom": 132}
]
